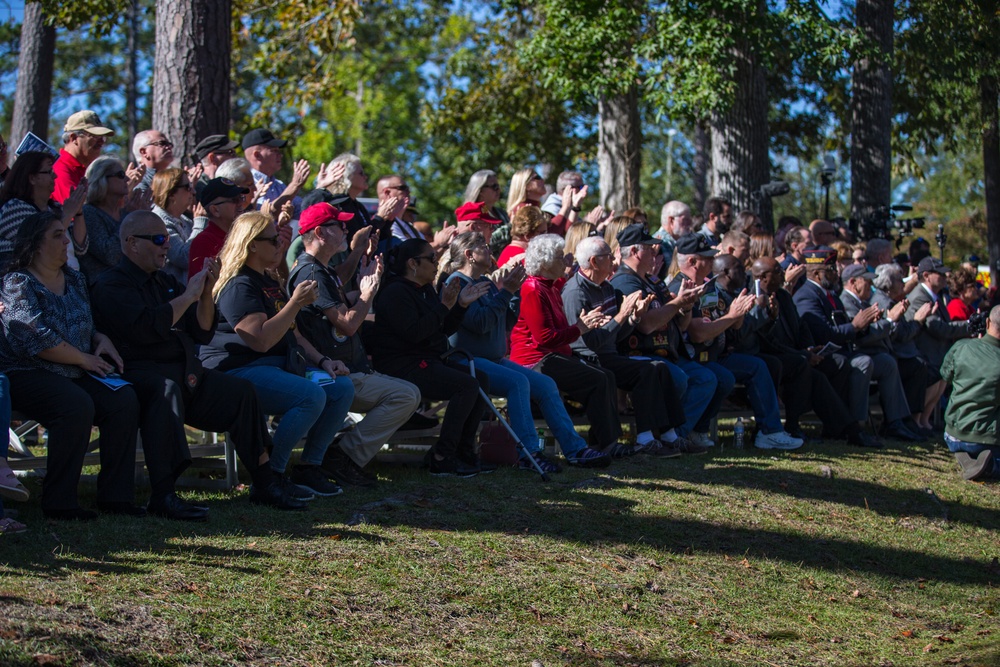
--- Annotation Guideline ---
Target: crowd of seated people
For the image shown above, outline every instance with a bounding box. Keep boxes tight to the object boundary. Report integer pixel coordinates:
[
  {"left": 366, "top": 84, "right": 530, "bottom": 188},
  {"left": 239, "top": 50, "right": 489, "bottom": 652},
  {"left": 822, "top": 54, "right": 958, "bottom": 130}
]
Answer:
[{"left": 0, "top": 112, "right": 997, "bottom": 535}]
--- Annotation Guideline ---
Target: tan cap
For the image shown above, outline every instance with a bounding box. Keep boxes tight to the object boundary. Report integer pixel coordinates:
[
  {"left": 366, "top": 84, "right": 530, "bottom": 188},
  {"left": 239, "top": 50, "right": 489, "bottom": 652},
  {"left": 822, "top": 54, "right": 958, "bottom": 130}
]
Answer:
[{"left": 63, "top": 110, "right": 114, "bottom": 136}]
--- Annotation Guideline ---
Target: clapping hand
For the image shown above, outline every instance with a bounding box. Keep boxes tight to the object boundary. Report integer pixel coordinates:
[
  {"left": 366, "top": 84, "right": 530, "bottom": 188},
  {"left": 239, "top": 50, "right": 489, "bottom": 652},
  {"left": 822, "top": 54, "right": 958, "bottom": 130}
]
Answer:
[
  {"left": 315, "top": 161, "right": 346, "bottom": 190},
  {"left": 289, "top": 160, "right": 311, "bottom": 191},
  {"left": 576, "top": 306, "right": 611, "bottom": 333},
  {"left": 458, "top": 280, "right": 492, "bottom": 307},
  {"left": 496, "top": 263, "right": 526, "bottom": 293}
]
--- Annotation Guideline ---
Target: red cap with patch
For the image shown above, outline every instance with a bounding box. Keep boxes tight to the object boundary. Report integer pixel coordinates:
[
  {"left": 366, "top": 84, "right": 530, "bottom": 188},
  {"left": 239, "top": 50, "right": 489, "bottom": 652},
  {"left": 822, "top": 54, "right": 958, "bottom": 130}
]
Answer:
[
  {"left": 299, "top": 203, "right": 354, "bottom": 234},
  {"left": 455, "top": 201, "right": 500, "bottom": 224}
]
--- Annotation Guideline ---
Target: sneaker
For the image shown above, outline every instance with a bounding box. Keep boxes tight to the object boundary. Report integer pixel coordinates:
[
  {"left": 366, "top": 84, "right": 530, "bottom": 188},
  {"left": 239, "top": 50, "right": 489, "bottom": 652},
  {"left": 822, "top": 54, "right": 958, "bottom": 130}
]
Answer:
[
  {"left": 754, "top": 430, "right": 804, "bottom": 450},
  {"left": 519, "top": 451, "right": 563, "bottom": 474},
  {"left": 688, "top": 431, "right": 716, "bottom": 448},
  {"left": 604, "top": 442, "right": 637, "bottom": 459},
  {"left": 426, "top": 454, "right": 479, "bottom": 478},
  {"left": 637, "top": 439, "right": 682, "bottom": 458},
  {"left": 290, "top": 465, "right": 343, "bottom": 497},
  {"left": 322, "top": 449, "right": 377, "bottom": 488},
  {"left": 0, "top": 459, "right": 29, "bottom": 502},
  {"left": 672, "top": 436, "right": 709, "bottom": 456},
  {"left": 278, "top": 474, "right": 316, "bottom": 501},
  {"left": 249, "top": 481, "right": 308, "bottom": 511},
  {"left": 565, "top": 447, "right": 612, "bottom": 468}
]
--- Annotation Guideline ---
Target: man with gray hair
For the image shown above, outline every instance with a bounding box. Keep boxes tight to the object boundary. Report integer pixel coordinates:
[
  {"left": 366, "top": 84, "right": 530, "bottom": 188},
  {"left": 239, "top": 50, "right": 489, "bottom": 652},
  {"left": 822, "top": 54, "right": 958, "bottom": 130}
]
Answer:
[
  {"left": 131, "top": 129, "right": 175, "bottom": 193},
  {"left": 542, "top": 170, "right": 584, "bottom": 217},
  {"left": 940, "top": 305, "right": 1000, "bottom": 480},
  {"left": 562, "top": 227, "right": 705, "bottom": 457},
  {"left": 655, "top": 200, "right": 693, "bottom": 265}
]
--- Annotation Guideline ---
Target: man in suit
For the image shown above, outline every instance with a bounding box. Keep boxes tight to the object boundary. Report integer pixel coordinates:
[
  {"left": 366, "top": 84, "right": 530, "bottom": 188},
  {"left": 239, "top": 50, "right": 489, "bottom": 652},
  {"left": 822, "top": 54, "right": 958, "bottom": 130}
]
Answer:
[
  {"left": 905, "top": 257, "right": 972, "bottom": 369},
  {"left": 746, "top": 258, "right": 880, "bottom": 447},
  {"left": 793, "top": 246, "right": 922, "bottom": 441}
]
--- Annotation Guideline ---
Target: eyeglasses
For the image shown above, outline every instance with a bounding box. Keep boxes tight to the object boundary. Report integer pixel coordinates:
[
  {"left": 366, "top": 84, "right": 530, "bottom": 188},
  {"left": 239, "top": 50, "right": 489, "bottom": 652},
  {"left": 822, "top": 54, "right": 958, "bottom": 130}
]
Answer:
[
  {"left": 320, "top": 222, "right": 345, "bottom": 231},
  {"left": 109, "top": 171, "right": 127, "bottom": 179},
  {"left": 132, "top": 234, "right": 168, "bottom": 246},
  {"left": 255, "top": 235, "right": 280, "bottom": 246},
  {"left": 210, "top": 197, "right": 241, "bottom": 207},
  {"left": 389, "top": 183, "right": 410, "bottom": 193},
  {"left": 593, "top": 252, "right": 612, "bottom": 259},
  {"left": 174, "top": 181, "right": 193, "bottom": 191},
  {"left": 148, "top": 140, "right": 173, "bottom": 148}
]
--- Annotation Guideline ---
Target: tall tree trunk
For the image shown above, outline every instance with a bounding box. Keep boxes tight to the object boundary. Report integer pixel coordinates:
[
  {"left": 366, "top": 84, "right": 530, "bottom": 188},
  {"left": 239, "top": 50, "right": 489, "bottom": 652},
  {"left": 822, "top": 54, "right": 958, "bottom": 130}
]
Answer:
[
  {"left": 152, "top": 0, "right": 231, "bottom": 165},
  {"left": 981, "top": 74, "right": 1000, "bottom": 288},
  {"left": 850, "top": 0, "right": 893, "bottom": 232},
  {"left": 710, "top": 28, "right": 771, "bottom": 225},
  {"left": 692, "top": 121, "right": 711, "bottom": 214},
  {"left": 126, "top": 0, "right": 140, "bottom": 141},
  {"left": 597, "top": 86, "right": 641, "bottom": 211},
  {"left": 11, "top": 2, "right": 56, "bottom": 145}
]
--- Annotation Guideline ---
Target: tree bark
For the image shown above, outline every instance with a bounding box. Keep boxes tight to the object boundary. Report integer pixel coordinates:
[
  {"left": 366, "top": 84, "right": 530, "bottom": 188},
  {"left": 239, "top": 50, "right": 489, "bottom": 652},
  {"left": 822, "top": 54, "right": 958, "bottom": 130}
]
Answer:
[
  {"left": 710, "top": 26, "right": 771, "bottom": 225},
  {"left": 850, "top": 0, "right": 893, "bottom": 230},
  {"left": 692, "top": 121, "right": 711, "bottom": 214},
  {"left": 981, "top": 74, "right": 1000, "bottom": 287},
  {"left": 126, "top": 0, "right": 140, "bottom": 141},
  {"left": 152, "top": 0, "right": 231, "bottom": 165},
  {"left": 597, "top": 86, "right": 641, "bottom": 212},
  {"left": 11, "top": 2, "right": 56, "bottom": 145}
]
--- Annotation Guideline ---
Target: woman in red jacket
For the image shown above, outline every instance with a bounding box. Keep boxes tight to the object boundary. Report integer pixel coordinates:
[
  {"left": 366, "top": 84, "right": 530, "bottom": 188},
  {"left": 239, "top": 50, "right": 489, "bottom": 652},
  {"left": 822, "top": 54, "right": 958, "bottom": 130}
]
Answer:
[{"left": 509, "top": 234, "right": 630, "bottom": 465}]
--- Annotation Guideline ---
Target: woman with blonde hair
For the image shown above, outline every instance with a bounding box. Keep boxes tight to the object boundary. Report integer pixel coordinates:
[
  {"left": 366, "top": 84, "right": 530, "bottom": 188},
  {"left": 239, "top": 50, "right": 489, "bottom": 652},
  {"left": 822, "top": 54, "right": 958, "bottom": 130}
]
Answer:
[
  {"left": 563, "top": 221, "right": 595, "bottom": 260},
  {"left": 151, "top": 167, "right": 196, "bottom": 283},
  {"left": 200, "top": 211, "right": 355, "bottom": 499},
  {"left": 602, "top": 216, "right": 633, "bottom": 257}
]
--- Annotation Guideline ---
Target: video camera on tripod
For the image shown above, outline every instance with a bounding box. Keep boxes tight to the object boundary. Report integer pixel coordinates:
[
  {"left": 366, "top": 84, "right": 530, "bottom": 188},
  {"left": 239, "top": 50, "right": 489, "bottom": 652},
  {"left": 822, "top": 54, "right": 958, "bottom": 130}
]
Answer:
[{"left": 855, "top": 204, "right": 926, "bottom": 244}]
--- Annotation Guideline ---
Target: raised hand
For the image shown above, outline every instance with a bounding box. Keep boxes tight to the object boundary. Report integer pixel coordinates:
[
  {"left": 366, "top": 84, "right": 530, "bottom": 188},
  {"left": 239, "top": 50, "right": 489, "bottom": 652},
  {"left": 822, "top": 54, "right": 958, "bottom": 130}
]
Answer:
[
  {"left": 376, "top": 195, "right": 402, "bottom": 220},
  {"left": 783, "top": 263, "right": 806, "bottom": 288},
  {"left": 458, "top": 280, "right": 492, "bottom": 306},
  {"left": 432, "top": 220, "right": 457, "bottom": 249},
  {"left": 584, "top": 205, "right": 607, "bottom": 225},
  {"left": 185, "top": 163, "right": 204, "bottom": 184},
  {"left": 63, "top": 178, "right": 88, "bottom": 220},
  {"left": 289, "top": 159, "right": 311, "bottom": 190},
  {"left": 350, "top": 225, "right": 373, "bottom": 252},
  {"left": 277, "top": 201, "right": 294, "bottom": 228},
  {"left": 440, "top": 279, "right": 461, "bottom": 309},
  {"left": 887, "top": 299, "right": 908, "bottom": 322},
  {"left": 290, "top": 279, "right": 319, "bottom": 308},
  {"left": 497, "top": 263, "right": 526, "bottom": 293},
  {"left": 730, "top": 290, "right": 756, "bottom": 317},
  {"left": 126, "top": 162, "right": 146, "bottom": 191},
  {"left": 914, "top": 301, "right": 934, "bottom": 323},
  {"left": 359, "top": 254, "right": 383, "bottom": 297},
  {"left": 315, "top": 161, "right": 346, "bottom": 190},
  {"left": 570, "top": 184, "right": 589, "bottom": 208},
  {"left": 252, "top": 178, "right": 270, "bottom": 205}
]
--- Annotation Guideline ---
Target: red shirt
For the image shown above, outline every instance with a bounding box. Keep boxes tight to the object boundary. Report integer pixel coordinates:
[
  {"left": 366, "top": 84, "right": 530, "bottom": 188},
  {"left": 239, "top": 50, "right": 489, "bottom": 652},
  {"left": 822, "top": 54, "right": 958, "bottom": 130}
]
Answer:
[
  {"left": 497, "top": 243, "right": 526, "bottom": 267},
  {"left": 947, "top": 298, "right": 974, "bottom": 322},
  {"left": 188, "top": 222, "right": 227, "bottom": 280},
  {"left": 52, "top": 149, "right": 85, "bottom": 204},
  {"left": 509, "top": 275, "right": 581, "bottom": 366}
]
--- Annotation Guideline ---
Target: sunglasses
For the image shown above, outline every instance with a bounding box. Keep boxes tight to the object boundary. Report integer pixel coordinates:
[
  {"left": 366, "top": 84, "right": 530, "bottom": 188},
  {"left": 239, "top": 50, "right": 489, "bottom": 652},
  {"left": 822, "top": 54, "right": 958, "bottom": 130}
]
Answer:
[
  {"left": 133, "top": 234, "right": 168, "bottom": 246},
  {"left": 414, "top": 254, "right": 436, "bottom": 263},
  {"left": 255, "top": 235, "right": 280, "bottom": 246},
  {"left": 109, "top": 171, "right": 127, "bottom": 179}
]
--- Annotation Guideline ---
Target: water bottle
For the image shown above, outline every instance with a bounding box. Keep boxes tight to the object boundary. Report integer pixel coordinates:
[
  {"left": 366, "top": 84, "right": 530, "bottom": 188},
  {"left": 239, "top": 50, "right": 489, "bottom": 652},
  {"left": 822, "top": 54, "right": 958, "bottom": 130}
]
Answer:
[{"left": 734, "top": 417, "right": 745, "bottom": 449}]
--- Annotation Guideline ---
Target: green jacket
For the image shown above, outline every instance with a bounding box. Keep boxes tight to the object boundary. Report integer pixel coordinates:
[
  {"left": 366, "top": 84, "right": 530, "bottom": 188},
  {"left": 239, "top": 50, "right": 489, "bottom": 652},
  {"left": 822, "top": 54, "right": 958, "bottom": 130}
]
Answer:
[{"left": 941, "top": 333, "right": 1000, "bottom": 446}]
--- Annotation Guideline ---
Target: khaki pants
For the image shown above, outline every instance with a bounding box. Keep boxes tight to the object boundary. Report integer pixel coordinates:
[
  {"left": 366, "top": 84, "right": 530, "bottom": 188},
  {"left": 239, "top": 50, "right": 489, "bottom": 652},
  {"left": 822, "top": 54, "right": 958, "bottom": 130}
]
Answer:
[{"left": 339, "top": 372, "right": 421, "bottom": 466}]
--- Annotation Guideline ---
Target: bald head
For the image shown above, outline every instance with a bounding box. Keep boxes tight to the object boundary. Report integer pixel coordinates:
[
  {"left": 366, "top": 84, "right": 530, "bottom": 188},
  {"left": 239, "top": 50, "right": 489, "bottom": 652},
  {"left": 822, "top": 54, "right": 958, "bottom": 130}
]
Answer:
[
  {"left": 120, "top": 210, "right": 169, "bottom": 274},
  {"left": 809, "top": 219, "right": 837, "bottom": 246},
  {"left": 713, "top": 253, "right": 744, "bottom": 292},
  {"left": 752, "top": 257, "right": 779, "bottom": 278},
  {"left": 119, "top": 210, "right": 164, "bottom": 245}
]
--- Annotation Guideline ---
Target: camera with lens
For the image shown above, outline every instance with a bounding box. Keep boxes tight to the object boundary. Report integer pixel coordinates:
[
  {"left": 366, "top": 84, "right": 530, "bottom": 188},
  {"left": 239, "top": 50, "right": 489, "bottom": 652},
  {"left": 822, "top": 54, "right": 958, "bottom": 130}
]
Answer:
[{"left": 856, "top": 204, "right": 926, "bottom": 243}]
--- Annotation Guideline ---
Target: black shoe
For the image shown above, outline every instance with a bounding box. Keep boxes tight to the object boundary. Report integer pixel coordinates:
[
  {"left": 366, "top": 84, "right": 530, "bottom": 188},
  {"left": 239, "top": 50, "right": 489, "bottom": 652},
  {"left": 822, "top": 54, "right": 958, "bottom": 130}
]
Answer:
[
  {"left": 97, "top": 501, "right": 147, "bottom": 517},
  {"left": 249, "top": 481, "right": 308, "bottom": 511},
  {"left": 401, "top": 412, "right": 439, "bottom": 430},
  {"left": 322, "top": 448, "right": 376, "bottom": 488},
  {"left": 846, "top": 430, "right": 883, "bottom": 448},
  {"left": 426, "top": 455, "right": 479, "bottom": 478},
  {"left": 290, "top": 465, "right": 343, "bottom": 497},
  {"left": 146, "top": 493, "right": 209, "bottom": 522},
  {"left": 883, "top": 420, "right": 923, "bottom": 442},
  {"left": 277, "top": 475, "right": 316, "bottom": 501},
  {"left": 42, "top": 507, "right": 98, "bottom": 522},
  {"left": 956, "top": 450, "right": 995, "bottom": 481}
]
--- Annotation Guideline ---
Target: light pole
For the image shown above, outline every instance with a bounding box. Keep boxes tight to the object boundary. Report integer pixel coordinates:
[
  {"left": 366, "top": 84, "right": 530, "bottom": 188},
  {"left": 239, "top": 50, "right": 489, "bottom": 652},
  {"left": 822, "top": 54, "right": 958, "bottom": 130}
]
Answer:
[{"left": 665, "top": 128, "right": 677, "bottom": 198}]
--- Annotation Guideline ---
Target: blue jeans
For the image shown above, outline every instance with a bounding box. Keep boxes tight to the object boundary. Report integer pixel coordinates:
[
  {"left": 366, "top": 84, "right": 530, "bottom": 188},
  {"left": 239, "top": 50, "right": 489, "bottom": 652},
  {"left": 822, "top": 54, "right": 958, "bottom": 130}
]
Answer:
[
  {"left": 668, "top": 360, "right": 717, "bottom": 436},
  {"left": 228, "top": 359, "right": 355, "bottom": 473},
  {"left": 461, "top": 357, "right": 590, "bottom": 458},
  {"left": 0, "top": 373, "right": 9, "bottom": 516},
  {"left": 712, "top": 353, "right": 783, "bottom": 433},
  {"left": 945, "top": 433, "right": 1000, "bottom": 479}
]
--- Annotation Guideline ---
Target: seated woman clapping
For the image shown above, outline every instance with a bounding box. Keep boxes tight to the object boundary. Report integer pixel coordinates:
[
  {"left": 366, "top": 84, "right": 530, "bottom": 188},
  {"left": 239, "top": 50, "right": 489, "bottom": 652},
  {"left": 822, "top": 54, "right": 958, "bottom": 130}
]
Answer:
[
  {"left": 508, "top": 234, "right": 625, "bottom": 467},
  {"left": 447, "top": 231, "right": 604, "bottom": 473},
  {"left": 366, "top": 238, "right": 493, "bottom": 477},
  {"left": 0, "top": 211, "right": 140, "bottom": 520},
  {"left": 198, "top": 211, "right": 355, "bottom": 499}
]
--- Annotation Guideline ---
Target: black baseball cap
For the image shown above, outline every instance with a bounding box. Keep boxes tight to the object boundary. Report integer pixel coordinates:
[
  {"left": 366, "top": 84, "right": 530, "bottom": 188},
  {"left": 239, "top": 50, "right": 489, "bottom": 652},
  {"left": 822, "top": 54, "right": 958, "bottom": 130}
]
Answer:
[
  {"left": 616, "top": 224, "right": 659, "bottom": 248},
  {"left": 917, "top": 256, "right": 950, "bottom": 275},
  {"left": 198, "top": 177, "right": 250, "bottom": 206},
  {"left": 674, "top": 233, "right": 719, "bottom": 257},
  {"left": 194, "top": 134, "right": 239, "bottom": 161},
  {"left": 241, "top": 128, "right": 288, "bottom": 150}
]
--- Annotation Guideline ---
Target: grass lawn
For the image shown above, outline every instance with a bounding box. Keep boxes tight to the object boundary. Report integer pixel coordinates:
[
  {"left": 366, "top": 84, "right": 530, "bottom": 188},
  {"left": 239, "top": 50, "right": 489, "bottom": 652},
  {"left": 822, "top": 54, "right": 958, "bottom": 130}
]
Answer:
[{"left": 1, "top": 431, "right": 998, "bottom": 666}]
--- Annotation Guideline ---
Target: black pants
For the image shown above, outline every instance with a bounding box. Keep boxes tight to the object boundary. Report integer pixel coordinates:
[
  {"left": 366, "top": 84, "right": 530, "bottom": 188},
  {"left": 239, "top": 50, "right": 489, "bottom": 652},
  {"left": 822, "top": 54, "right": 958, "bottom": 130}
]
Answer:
[
  {"left": 896, "top": 356, "right": 936, "bottom": 414},
  {"left": 596, "top": 354, "right": 685, "bottom": 434},
  {"left": 760, "top": 353, "right": 855, "bottom": 436},
  {"left": 394, "top": 360, "right": 489, "bottom": 459},
  {"left": 124, "top": 362, "right": 271, "bottom": 493},
  {"left": 536, "top": 353, "right": 621, "bottom": 448},
  {"left": 9, "top": 369, "right": 138, "bottom": 511}
]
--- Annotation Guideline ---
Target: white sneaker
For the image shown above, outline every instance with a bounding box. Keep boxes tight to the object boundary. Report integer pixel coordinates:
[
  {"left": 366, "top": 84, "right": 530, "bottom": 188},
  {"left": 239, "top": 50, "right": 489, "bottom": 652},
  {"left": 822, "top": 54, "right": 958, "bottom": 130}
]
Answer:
[
  {"left": 688, "top": 431, "right": 716, "bottom": 448},
  {"left": 754, "top": 430, "right": 803, "bottom": 450}
]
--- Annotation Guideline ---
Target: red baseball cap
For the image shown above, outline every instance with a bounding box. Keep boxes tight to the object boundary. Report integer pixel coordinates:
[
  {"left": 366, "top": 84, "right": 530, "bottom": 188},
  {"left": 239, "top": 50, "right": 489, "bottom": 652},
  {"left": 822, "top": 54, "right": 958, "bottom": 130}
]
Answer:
[
  {"left": 299, "top": 203, "right": 354, "bottom": 234},
  {"left": 455, "top": 201, "right": 500, "bottom": 224}
]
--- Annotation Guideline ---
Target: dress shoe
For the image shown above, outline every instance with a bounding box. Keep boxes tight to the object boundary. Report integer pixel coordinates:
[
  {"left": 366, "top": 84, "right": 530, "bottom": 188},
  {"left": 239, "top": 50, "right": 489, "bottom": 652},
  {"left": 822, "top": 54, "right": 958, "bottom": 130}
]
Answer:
[
  {"left": 249, "top": 481, "right": 308, "bottom": 510},
  {"left": 42, "top": 507, "right": 98, "bottom": 521},
  {"left": 147, "top": 492, "right": 209, "bottom": 522},
  {"left": 882, "top": 420, "right": 924, "bottom": 442},
  {"left": 846, "top": 430, "right": 883, "bottom": 448},
  {"left": 322, "top": 449, "right": 377, "bottom": 488},
  {"left": 97, "top": 501, "right": 147, "bottom": 517}
]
